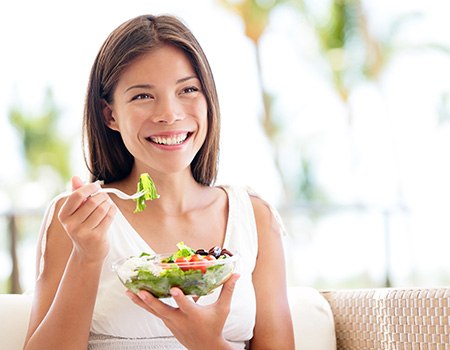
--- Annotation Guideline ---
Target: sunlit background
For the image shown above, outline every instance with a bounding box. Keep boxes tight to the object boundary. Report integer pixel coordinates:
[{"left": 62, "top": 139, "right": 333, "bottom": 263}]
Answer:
[{"left": 1, "top": 0, "right": 450, "bottom": 294}]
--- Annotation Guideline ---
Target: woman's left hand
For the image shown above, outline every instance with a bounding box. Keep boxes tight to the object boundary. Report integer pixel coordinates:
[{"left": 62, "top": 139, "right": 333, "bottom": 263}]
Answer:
[{"left": 126, "top": 274, "right": 240, "bottom": 350}]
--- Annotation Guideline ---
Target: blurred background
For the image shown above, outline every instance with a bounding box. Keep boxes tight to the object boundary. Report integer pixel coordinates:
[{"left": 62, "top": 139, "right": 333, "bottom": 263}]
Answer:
[{"left": 1, "top": 0, "right": 450, "bottom": 294}]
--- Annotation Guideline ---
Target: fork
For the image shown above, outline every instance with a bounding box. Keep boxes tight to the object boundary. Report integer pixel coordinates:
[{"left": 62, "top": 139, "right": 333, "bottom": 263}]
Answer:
[{"left": 92, "top": 188, "right": 147, "bottom": 200}]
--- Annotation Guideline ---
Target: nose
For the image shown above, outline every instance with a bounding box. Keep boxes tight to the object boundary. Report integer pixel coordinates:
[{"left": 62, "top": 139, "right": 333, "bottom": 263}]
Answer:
[{"left": 152, "top": 96, "right": 184, "bottom": 124}]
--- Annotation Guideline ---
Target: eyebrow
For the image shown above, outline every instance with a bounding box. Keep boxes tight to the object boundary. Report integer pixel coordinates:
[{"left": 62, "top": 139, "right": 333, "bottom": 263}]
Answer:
[{"left": 124, "top": 75, "right": 198, "bottom": 93}]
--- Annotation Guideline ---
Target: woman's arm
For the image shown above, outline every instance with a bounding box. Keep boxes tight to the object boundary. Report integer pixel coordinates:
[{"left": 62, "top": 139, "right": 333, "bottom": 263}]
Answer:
[
  {"left": 23, "top": 178, "right": 116, "bottom": 350},
  {"left": 249, "top": 196, "right": 295, "bottom": 350}
]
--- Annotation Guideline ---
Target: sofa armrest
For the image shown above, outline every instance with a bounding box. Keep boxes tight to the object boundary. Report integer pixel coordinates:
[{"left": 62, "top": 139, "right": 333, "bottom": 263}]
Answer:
[
  {"left": 0, "top": 293, "right": 33, "bottom": 350},
  {"left": 288, "top": 286, "right": 336, "bottom": 350},
  {"left": 321, "top": 287, "right": 450, "bottom": 350}
]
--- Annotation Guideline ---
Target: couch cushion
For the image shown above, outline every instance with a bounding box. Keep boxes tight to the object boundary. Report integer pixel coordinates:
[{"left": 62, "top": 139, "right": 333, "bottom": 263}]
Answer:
[
  {"left": 1, "top": 288, "right": 336, "bottom": 349},
  {"left": 0, "top": 293, "right": 33, "bottom": 350},
  {"left": 288, "top": 286, "right": 337, "bottom": 350}
]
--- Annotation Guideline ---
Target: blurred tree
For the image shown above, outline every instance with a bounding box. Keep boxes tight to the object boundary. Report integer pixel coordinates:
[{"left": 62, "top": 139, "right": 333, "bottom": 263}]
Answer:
[
  {"left": 294, "top": 0, "right": 449, "bottom": 124},
  {"left": 437, "top": 91, "right": 450, "bottom": 125},
  {"left": 5, "top": 88, "right": 71, "bottom": 293},
  {"left": 219, "top": 0, "right": 296, "bottom": 201},
  {"left": 219, "top": 0, "right": 449, "bottom": 204},
  {"left": 219, "top": 0, "right": 280, "bottom": 139},
  {"left": 9, "top": 87, "right": 71, "bottom": 187},
  {"left": 301, "top": 0, "right": 393, "bottom": 124}
]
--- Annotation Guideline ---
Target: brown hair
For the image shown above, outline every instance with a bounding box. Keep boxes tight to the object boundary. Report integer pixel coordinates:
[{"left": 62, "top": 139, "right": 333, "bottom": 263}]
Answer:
[{"left": 83, "top": 14, "right": 220, "bottom": 185}]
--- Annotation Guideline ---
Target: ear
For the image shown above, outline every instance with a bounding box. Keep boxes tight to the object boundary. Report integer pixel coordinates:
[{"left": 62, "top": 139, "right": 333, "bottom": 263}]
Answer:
[{"left": 101, "top": 99, "right": 120, "bottom": 131}]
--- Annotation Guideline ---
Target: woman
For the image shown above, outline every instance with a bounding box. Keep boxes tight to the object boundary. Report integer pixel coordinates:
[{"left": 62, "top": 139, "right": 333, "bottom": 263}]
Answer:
[{"left": 24, "top": 14, "right": 294, "bottom": 349}]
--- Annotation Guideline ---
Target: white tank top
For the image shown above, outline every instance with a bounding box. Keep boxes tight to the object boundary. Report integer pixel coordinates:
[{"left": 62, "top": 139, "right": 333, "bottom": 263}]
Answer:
[{"left": 38, "top": 186, "right": 259, "bottom": 348}]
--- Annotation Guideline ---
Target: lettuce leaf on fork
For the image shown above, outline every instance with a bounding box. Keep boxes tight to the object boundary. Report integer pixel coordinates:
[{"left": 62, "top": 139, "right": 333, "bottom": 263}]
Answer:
[{"left": 134, "top": 173, "right": 160, "bottom": 213}]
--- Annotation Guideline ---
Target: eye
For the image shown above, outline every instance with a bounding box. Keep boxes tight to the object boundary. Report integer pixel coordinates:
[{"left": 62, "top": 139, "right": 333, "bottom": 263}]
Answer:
[
  {"left": 131, "top": 93, "right": 152, "bottom": 101},
  {"left": 181, "top": 86, "right": 200, "bottom": 94}
]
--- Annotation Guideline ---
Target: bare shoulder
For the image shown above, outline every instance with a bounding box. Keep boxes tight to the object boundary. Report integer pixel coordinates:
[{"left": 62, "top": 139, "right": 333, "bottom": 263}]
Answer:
[
  {"left": 248, "top": 194, "right": 283, "bottom": 237},
  {"left": 248, "top": 193, "right": 285, "bottom": 259},
  {"left": 36, "top": 195, "right": 73, "bottom": 281}
]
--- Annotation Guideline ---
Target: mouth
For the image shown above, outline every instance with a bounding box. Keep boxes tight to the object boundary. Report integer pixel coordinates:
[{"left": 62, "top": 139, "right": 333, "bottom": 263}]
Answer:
[{"left": 147, "top": 132, "right": 191, "bottom": 146}]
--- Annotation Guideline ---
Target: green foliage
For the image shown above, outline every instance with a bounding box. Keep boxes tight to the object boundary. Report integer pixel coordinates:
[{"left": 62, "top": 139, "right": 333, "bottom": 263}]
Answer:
[
  {"left": 297, "top": 157, "right": 326, "bottom": 203},
  {"left": 8, "top": 88, "right": 72, "bottom": 182},
  {"left": 303, "top": 0, "right": 450, "bottom": 109},
  {"left": 0, "top": 278, "right": 8, "bottom": 294},
  {"left": 318, "top": 0, "right": 356, "bottom": 50},
  {"left": 220, "top": 0, "right": 290, "bottom": 42},
  {"left": 437, "top": 92, "right": 450, "bottom": 125}
]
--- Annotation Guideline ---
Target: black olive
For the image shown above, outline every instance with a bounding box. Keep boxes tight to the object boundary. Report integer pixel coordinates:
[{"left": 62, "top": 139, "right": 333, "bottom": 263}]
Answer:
[
  {"left": 195, "top": 249, "right": 208, "bottom": 256},
  {"left": 220, "top": 248, "right": 233, "bottom": 257}
]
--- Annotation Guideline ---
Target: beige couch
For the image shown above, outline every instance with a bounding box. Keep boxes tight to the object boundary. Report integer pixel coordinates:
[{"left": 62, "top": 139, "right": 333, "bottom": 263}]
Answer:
[
  {"left": 321, "top": 287, "right": 450, "bottom": 349},
  {"left": 1, "top": 286, "right": 448, "bottom": 350},
  {"left": 0, "top": 287, "right": 336, "bottom": 350}
]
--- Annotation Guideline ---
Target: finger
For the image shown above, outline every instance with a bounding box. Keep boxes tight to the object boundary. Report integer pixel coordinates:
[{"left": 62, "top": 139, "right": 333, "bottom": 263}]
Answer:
[
  {"left": 170, "top": 287, "right": 195, "bottom": 313},
  {"left": 81, "top": 195, "right": 114, "bottom": 228},
  {"left": 127, "top": 291, "right": 156, "bottom": 313},
  {"left": 92, "top": 204, "right": 117, "bottom": 231},
  {"left": 133, "top": 290, "right": 174, "bottom": 318},
  {"left": 71, "top": 175, "right": 84, "bottom": 191},
  {"left": 61, "top": 192, "right": 108, "bottom": 226},
  {"left": 60, "top": 182, "right": 102, "bottom": 218},
  {"left": 216, "top": 273, "right": 240, "bottom": 311}
]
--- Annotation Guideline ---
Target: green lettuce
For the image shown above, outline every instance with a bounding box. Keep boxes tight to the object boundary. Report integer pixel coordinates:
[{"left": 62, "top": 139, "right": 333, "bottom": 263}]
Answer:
[
  {"left": 125, "top": 261, "right": 233, "bottom": 298},
  {"left": 134, "top": 173, "right": 160, "bottom": 213},
  {"left": 164, "top": 241, "right": 196, "bottom": 262}
]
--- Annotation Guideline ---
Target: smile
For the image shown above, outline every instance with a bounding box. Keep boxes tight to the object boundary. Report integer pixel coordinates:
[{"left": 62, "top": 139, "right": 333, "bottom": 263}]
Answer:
[{"left": 147, "top": 132, "right": 190, "bottom": 146}]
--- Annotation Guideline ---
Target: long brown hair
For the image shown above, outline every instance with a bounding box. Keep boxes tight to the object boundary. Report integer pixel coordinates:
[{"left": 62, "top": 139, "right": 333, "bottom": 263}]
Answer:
[{"left": 83, "top": 14, "right": 220, "bottom": 185}]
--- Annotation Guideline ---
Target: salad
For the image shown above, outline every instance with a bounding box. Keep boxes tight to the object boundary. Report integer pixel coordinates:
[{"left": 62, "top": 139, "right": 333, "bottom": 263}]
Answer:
[
  {"left": 114, "top": 242, "right": 237, "bottom": 298},
  {"left": 133, "top": 173, "right": 159, "bottom": 213}
]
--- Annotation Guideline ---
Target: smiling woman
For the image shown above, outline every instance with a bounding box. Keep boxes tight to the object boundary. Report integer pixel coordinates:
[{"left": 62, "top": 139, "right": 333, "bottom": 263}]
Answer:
[
  {"left": 84, "top": 15, "right": 221, "bottom": 187},
  {"left": 22, "top": 14, "right": 295, "bottom": 350}
]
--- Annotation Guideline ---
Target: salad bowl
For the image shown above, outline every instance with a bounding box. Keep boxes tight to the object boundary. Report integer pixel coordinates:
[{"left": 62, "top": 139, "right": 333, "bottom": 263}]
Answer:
[{"left": 113, "top": 242, "right": 238, "bottom": 298}]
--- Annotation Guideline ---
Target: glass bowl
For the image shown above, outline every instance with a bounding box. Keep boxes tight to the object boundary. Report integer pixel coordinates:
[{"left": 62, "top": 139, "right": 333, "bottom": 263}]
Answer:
[{"left": 113, "top": 252, "right": 238, "bottom": 298}]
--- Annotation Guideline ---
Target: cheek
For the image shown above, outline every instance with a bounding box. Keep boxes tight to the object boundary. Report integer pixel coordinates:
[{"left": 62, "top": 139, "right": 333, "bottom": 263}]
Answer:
[
  {"left": 197, "top": 99, "right": 208, "bottom": 126},
  {"left": 197, "top": 107, "right": 208, "bottom": 141},
  {"left": 112, "top": 116, "right": 142, "bottom": 151},
  {"left": 114, "top": 108, "right": 147, "bottom": 133}
]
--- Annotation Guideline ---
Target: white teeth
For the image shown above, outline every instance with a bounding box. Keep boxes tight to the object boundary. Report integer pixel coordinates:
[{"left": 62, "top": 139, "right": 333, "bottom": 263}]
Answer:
[{"left": 150, "top": 133, "right": 188, "bottom": 145}]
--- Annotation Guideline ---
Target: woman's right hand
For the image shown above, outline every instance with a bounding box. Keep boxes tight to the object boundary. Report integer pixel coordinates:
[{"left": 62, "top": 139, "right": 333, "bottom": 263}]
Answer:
[{"left": 58, "top": 176, "right": 116, "bottom": 263}]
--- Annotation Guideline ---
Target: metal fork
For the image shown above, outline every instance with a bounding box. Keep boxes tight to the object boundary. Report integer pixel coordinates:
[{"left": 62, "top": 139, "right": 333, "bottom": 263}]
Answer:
[{"left": 92, "top": 188, "right": 147, "bottom": 200}]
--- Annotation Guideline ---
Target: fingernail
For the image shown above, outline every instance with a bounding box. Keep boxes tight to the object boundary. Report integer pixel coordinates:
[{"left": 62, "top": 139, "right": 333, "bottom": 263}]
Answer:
[{"left": 170, "top": 289, "right": 180, "bottom": 297}]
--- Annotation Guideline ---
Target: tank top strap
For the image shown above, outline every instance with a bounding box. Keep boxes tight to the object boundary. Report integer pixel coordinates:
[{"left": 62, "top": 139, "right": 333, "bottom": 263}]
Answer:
[{"left": 219, "top": 186, "right": 258, "bottom": 272}]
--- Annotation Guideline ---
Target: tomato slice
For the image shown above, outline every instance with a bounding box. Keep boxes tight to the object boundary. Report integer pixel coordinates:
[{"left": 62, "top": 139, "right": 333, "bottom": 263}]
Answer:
[
  {"left": 175, "top": 257, "right": 190, "bottom": 271},
  {"left": 189, "top": 254, "right": 210, "bottom": 273}
]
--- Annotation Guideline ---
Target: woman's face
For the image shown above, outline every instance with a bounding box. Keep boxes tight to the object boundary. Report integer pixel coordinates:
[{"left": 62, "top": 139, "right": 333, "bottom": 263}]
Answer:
[{"left": 105, "top": 45, "right": 208, "bottom": 177}]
